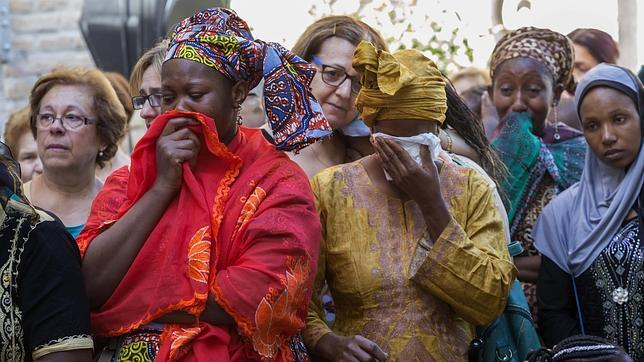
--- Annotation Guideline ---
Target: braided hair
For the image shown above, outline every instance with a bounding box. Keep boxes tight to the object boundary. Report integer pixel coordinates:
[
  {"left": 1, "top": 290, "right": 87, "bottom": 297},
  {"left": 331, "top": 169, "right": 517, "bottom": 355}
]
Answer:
[
  {"left": 526, "top": 335, "right": 632, "bottom": 362},
  {"left": 442, "top": 80, "right": 507, "bottom": 188}
]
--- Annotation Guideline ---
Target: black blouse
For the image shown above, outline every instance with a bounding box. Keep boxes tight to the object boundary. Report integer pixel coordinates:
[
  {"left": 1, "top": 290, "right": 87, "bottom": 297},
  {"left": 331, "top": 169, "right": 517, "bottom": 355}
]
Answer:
[
  {"left": 0, "top": 209, "right": 93, "bottom": 361},
  {"left": 538, "top": 218, "right": 643, "bottom": 360}
]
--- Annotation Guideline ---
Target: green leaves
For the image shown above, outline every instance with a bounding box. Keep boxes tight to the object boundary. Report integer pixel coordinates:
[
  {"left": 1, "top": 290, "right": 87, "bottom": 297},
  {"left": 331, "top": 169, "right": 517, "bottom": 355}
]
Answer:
[{"left": 307, "top": 0, "right": 476, "bottom": 73}]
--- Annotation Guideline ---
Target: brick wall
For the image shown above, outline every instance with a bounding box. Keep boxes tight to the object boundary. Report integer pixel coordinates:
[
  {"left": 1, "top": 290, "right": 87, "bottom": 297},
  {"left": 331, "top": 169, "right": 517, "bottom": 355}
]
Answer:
[{"left": 0, "top": 0, "right": 94, "bottom": 136}]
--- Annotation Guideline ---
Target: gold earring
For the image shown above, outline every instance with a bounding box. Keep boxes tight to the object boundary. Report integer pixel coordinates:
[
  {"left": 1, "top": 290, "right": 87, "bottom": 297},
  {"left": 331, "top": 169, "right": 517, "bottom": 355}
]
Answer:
[{"left": 552, "top": 102, "right": 560, "bottom": 141}]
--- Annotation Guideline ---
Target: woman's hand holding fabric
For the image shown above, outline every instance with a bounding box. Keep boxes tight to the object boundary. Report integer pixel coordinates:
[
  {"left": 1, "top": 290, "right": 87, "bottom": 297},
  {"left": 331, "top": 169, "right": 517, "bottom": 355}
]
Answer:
[
  {"left": 154, "top": 117, "right": 201, "bottom": 194},
  {"left": 81, "top": 116, "right": 203, "bottom": 308},
  {"left": 316, "top": 333, "right": 388, "bottom": 362},
  {"left": 373, "top": 137, "right": 450, "bottom": 241}
]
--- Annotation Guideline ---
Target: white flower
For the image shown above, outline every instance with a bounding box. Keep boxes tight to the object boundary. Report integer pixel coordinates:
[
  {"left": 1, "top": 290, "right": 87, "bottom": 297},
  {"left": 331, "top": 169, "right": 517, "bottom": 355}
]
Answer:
[{"left": 612, "top": 287, "right": 629, "bottom": 305}]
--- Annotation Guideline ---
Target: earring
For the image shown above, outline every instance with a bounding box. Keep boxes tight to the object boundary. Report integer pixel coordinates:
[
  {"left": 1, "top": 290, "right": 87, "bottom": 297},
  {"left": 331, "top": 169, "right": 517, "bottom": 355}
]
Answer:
[
  {"left": 98, "top": 150, "right": 105, "bottom": 158},
  {"left": 552, "top": 102, "right": 561, "bottom": 141},
  {"left": 235, "top": 106, "right": 243, "bottom": 126}
]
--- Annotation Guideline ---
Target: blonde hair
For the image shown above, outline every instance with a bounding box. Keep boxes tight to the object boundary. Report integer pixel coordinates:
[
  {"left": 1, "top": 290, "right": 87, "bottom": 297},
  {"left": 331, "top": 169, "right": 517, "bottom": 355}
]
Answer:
[
  {"left": 29, "top": 67, "right": 127, "bottom": 168},
  {"left": 449, "top": 67, "right": 491, "bottom": 87},
  {"left": 3, "top": 106, "right": 31, "bottom": 157},
  {"left": 129, "top": 39, "right": 169, "bottom": 96}
]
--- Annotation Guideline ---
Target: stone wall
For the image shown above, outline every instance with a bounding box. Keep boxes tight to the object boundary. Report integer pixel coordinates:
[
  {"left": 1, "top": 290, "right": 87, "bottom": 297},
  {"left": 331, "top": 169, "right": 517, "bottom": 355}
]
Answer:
[{"left": 0, "top": 0, "right": 94, "bottom": 136}]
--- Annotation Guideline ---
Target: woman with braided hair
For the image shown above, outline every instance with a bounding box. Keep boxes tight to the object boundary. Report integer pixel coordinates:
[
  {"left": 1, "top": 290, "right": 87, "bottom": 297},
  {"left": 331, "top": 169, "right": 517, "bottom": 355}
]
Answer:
[
  {"left": 303, "top": 40, "right": 515, "bottom": 361},
  {"left": 443, "top": 81, "right": 507, "bottom": 189},
  {"left": 526, "top": 335, "right": 632, "bottom": 361}
]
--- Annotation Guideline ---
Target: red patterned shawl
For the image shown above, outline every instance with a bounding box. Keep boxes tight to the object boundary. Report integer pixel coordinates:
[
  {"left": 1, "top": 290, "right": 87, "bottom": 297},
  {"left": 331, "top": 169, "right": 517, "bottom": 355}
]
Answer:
[{"left": 77, "top": 110, "right": 321, "bottom": 361}]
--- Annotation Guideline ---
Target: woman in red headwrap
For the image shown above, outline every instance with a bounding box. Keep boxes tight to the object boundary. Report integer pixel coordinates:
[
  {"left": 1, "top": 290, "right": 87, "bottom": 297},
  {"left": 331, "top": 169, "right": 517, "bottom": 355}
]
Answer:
[{"left": 77, "top": 7, "right": 330, "bottom": 361}]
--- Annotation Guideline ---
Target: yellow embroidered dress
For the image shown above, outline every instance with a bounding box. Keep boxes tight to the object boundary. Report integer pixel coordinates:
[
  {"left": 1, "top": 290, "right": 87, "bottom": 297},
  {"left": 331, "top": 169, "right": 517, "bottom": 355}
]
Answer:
[{"left": 303, "top": 157, "right": 516, "bottom": 361}]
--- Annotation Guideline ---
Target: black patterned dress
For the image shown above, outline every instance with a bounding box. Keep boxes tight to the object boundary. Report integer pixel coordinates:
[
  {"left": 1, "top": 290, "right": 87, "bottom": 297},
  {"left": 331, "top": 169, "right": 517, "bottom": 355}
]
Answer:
[
  {"left": 0, "top": 208, "right": 93, "bottom": 361},
  {"left": 539, "top": 217, "right": 643, "bottom": 360},
  {"left": 576, "top": 218, "right": 643, "bottom": 360}
]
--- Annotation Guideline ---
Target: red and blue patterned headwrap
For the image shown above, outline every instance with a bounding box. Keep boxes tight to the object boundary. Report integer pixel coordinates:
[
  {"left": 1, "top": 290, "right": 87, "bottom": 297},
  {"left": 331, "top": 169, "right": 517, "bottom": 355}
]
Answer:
[{"left": 165, "top": 7, "right": 331, "bottom": 151}]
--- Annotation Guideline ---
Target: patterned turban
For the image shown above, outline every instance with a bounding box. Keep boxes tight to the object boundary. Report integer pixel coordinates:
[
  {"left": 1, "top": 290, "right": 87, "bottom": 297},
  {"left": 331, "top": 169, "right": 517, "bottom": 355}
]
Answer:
[
  {"left": 490, "top": 26, "right": 575, "bottom": 93},
  {"left": 352, "top": 41, "right": 447, "bottom": 126},
  {"left": 165, "top": 7, "right": 331, "bottom": 151}
]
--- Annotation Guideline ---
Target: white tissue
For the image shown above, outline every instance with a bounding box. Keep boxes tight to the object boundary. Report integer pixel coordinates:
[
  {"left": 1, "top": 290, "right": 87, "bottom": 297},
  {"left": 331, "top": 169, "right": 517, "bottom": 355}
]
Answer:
[{"left": 372, "top": 132, "right": 442, "bottom": 181}]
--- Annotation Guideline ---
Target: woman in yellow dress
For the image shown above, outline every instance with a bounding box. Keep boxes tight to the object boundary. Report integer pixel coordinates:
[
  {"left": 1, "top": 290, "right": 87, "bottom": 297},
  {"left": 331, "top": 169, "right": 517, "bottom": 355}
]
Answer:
[{"left": 303, "top": 41, "right": 517, "bottom": 361}]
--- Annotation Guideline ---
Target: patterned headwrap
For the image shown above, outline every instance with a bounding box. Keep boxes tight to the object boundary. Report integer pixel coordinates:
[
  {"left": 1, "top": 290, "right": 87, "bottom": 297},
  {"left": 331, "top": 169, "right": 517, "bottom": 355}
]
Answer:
[
  {"left": 353, "top": 41, "right": 447, "bottom": 126},
  {"left": 0, "top": 142, "right": 37, "bottom": 219},
  {"left": 165, "top": 7, "right": 331, "bottom": 151},
  {"left": 490, "top": 26, "right": 575, "bottom": 93}
]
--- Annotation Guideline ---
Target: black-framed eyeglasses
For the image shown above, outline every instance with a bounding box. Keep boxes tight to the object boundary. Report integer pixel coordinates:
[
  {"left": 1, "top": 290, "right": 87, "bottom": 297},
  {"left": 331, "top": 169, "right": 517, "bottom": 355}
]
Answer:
[
  {"left": 132, "top": 93, "right": 162, "bottom": 110},
  {"left": 34, "top": 113, "right": 97, "bottom": 130},
  {"left": 312, "top": 56, "right": 361, "bottom": 95}
]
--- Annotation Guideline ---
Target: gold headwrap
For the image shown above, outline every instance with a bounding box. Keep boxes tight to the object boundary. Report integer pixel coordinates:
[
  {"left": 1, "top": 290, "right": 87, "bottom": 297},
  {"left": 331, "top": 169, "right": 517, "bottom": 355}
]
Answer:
[{"left": 352, "top": 41, "right": 447, "bottom": 126}]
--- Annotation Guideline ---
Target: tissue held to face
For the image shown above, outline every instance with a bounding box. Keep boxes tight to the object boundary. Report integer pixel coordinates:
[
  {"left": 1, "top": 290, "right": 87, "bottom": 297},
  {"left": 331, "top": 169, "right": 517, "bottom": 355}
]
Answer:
[
  {"left": 372, "top": 119, "right": 442, "bottom": 177},
  {"left": 373, "top": 119, "right": 439, "bottom": 138}
]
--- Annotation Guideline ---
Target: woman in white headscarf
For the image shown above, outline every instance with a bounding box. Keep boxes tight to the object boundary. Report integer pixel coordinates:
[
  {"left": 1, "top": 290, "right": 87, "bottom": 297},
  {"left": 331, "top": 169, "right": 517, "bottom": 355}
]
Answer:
[{"left": 534, "top": 63, "right": 644, "bottom": 358}]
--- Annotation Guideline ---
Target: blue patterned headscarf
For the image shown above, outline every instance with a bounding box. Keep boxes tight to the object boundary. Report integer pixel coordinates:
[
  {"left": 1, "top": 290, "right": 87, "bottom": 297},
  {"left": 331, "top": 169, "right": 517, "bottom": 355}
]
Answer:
[{"left": 165, "top": 7, "right": 331, "bottom": 151}]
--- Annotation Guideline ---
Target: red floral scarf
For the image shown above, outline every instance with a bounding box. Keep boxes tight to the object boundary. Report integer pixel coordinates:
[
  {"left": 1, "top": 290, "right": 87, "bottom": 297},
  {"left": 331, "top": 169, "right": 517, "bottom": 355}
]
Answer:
[{"left": 78, "top": 111, "right": 320, "bottom": 361}]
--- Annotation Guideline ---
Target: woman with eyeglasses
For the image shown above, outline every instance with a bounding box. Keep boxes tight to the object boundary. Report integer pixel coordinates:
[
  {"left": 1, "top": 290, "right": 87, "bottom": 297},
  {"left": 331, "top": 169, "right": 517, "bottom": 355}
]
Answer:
[
  {"left": 23, "top": 67, "right": 127, "bottom": 238},
  {"left": 85, "top": 41, "right": 170, "bottom": 227},
  {"left": 290, "top": 17, "right": 501, "bottom": 184},
  {"left": 129, "top": 39, "right": 169, "bottom": 129},
  {"left": 288, "top": 16, "right": 388, "bottom": 178}
]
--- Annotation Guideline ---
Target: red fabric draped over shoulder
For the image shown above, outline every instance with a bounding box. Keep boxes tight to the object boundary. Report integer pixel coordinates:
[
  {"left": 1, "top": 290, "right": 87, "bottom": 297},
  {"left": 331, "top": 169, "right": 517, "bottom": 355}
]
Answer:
[{"left": 77, "top": 110, "right": 321, "bottom": 361}]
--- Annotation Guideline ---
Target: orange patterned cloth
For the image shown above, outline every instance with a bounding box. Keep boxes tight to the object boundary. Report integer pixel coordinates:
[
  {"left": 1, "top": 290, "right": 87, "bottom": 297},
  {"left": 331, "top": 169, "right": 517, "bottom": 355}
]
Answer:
[{"left": 77, "top": 110, "right": 321, "bottom": 361}]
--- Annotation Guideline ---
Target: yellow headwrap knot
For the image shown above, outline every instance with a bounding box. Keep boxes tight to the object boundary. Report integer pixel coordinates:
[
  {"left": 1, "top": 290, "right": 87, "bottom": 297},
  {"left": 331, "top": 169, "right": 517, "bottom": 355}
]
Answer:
[{"left": 352, "top": 41, "right": 447, "bottom": 126}]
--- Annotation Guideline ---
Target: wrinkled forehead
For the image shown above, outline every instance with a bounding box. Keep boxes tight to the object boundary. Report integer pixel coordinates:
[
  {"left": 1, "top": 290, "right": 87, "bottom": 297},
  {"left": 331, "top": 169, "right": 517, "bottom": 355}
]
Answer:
[
  {"left": 161, "top": 58, "right": 231, "bottom": 88},
  {"left": 493, "top": 57, "right": 554, "bottom": 85}
]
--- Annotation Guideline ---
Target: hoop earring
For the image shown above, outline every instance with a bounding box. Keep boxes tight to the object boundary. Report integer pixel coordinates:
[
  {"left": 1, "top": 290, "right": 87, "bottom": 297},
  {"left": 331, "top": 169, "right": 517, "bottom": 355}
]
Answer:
[{"left": 552, "top": 102, "right": 560, "bottom": 141}]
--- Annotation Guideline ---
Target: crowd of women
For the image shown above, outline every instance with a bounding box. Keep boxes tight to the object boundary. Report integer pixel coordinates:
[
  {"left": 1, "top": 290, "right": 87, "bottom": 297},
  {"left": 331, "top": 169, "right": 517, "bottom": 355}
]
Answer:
[{"left": 0, "top": 5, "right": 641, "bottom": 362}]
